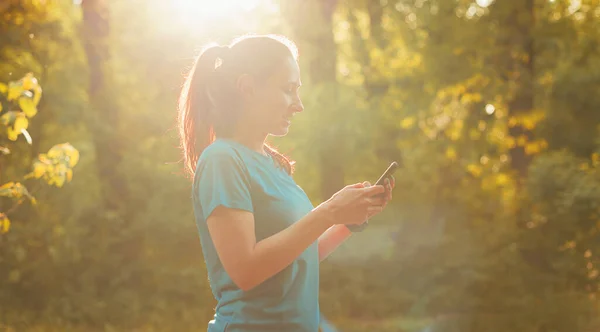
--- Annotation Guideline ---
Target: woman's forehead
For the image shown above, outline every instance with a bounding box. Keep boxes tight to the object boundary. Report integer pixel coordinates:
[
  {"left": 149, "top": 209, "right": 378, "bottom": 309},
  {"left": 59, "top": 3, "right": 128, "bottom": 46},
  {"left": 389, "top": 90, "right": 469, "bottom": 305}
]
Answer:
[{"left": 269, "top": 56, "right": 301, "bottom": 84}]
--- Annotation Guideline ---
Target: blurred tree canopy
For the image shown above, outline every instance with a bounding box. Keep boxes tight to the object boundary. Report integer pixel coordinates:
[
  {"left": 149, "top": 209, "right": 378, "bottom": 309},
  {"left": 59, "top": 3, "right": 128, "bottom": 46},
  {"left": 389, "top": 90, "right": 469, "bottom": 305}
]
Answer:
[{"left": 1, "top": 0, "right": 600, "bottom": 331}]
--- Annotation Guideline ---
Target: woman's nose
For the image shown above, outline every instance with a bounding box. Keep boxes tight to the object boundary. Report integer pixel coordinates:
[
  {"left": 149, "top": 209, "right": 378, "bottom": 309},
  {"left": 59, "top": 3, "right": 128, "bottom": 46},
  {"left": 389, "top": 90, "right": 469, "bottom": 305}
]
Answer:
[{"left": 292, "top": 98, "right": 304, "bottom": 113}]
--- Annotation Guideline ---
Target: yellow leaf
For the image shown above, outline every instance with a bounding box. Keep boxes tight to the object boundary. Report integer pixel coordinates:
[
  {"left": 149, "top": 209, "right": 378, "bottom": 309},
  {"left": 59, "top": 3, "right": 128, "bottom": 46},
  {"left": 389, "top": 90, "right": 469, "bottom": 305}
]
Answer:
[
  {"left": 66, "top": 169, "right": 73, "bottom": 182},
  {"left": 18, "top": 97, "right": 37, "bottom": 117},
  {"left": 525, "top": 140, "right": 546, "bottom": 155},
  {"left": 68, "top": 149, "right": 79, "bottom": 167},
  {"left": 7, "top": 127, "right": 19, "bottom": 141},
  {"left": 7, "top": 83, "right": 23, "bottom": 101},
  {"left": 21, "top": 73, "right": 37, "bottom": 91},
  {"left": 32, "top": 84, "right": 42, "bottom": 106},
  {"left": 505, "top": 136, "right": 516, "bottom": 148},
  {"left": 47, "top": 145, "right": 61, "bottom": 158},
  {"left": 14, "top": 115, "right": 28, "bottom": 133},
  {"left": 516, "top": 135, "right": 528, "bottom": 146},
  {"left": 33, "top": 161, "right": 46, "bottom": 178},
  {"left": 0, "top": 214, "right": 10, "bottom": 233},
  {"left": 467, "top": 164, "right": 482, "bottom": 177},
  {"left": 400, "top": 116, "right": 416, "bottom": 129},
  {"left": 496, "top": 173, "right": 509, "bottom": 186},
  {"left": 0, "top": 82, "right": 7, "bottom": 94},
  {"left": 445, "top": 147, "right": 457, "bottom": 161},
  {"left": 53, "top": 174, "right": 65, "bottom": 188},
  {"left": 522, "top": 118, "right": 536, "bottom": 130}
]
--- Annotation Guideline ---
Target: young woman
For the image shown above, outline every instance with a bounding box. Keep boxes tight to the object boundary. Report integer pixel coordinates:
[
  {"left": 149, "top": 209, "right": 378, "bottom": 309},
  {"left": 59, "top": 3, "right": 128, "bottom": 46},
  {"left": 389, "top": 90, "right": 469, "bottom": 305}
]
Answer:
[{"left": 177, "top": 34, "right": 395, "bottom": 332}]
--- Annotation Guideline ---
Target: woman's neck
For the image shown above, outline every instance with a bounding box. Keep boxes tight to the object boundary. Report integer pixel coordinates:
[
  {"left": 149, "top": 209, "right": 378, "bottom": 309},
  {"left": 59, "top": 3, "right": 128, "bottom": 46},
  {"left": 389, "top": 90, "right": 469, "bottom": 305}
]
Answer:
[{"left": 229, "top": 130, "right": 268, "bottom": 156}]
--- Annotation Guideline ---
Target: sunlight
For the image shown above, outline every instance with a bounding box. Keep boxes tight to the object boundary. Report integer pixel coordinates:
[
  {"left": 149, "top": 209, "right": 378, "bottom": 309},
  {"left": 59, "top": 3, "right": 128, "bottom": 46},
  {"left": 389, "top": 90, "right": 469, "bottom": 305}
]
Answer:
[{"left": 173, "top": 0, "right": 262, "bottom": 21}]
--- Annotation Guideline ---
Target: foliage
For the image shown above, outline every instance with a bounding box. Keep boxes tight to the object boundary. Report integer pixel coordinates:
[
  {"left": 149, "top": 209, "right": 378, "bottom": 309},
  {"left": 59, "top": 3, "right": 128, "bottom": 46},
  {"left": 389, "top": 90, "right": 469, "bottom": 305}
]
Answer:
[
  {"left": 1, "top": 0, "right": 600, "bottom": 331},
  {"left": 0, "top": 73, "right": 78, "bottom": 235}
]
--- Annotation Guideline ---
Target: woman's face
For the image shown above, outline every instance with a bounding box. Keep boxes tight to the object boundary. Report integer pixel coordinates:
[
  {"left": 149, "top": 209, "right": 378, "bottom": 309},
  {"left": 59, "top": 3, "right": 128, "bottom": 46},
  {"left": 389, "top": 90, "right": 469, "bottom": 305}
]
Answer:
[{"left": 245, "top": 55, "right": 304, "bottom": 137}]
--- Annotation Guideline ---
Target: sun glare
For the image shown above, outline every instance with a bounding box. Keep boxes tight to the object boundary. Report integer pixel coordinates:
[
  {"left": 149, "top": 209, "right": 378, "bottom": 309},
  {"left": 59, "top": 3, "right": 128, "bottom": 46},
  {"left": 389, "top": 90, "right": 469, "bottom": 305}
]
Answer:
[{"left": 173, "top": 0, "right": 263, "bottom": 21}]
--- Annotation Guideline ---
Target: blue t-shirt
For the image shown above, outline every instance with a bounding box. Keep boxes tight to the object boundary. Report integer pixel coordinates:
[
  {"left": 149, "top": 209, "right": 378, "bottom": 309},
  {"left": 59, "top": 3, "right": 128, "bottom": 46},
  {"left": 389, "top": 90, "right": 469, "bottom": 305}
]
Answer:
[{"left": 192, "top": 138, "right": 320, "bottom": 332}]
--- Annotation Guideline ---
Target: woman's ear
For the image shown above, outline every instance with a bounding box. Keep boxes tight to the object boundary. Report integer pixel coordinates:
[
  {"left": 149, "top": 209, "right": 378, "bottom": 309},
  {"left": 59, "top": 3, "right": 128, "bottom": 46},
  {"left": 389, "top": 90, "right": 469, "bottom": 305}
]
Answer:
[{"left": 236, "top": 74, "right": 255, "bottom": 100}]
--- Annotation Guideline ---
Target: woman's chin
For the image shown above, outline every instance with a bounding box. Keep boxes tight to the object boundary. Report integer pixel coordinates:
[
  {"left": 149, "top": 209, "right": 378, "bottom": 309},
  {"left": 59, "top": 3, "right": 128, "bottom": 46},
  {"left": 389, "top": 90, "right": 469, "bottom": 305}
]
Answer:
[
  {"left": 270, "top": 129, "right": 289, "bottom": 137},
  {"left": 270, "top": 124, "right": 291, "bottom": 137}
]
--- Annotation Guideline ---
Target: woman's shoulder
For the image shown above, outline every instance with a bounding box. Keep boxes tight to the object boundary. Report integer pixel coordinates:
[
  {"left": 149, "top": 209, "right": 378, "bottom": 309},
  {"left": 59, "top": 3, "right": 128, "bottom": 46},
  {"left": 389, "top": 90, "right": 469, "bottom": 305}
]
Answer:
[{"left": 197, "top": 139, "right": 245, "bottom": 168}]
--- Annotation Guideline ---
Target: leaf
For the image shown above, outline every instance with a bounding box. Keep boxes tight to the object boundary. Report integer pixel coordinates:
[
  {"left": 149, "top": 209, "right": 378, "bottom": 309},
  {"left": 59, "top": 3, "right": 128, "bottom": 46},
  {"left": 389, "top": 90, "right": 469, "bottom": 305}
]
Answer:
[
  {"left": 30, "top": 161, "right": 47, "bottom": 179},
  {"left": 0, "top": 111, "right": 18, "bottom": 126},
  {"left": 0, "top": 146, "right": 9, "bottom": 155},
  {"left": 495, "top": 173, "right": 510, "bottom": 186},
  {"left": 21, "top": 73, "right": 37, "bottom": 91},
  {"left": 14, "top": 115, "right": 28, "bottom": 132},
  {"left": 446, "top": 146, "right": 457, "bottom": 161},
  {"left": 0, "top": 182, "right": 35, "bottom": 203},
  {"left": 400, "top": 116, "right": 416, "bottom": 129},
  {"left": 7, "top": 127, "right": 19, "bottom": 141},
  {"left": 7, "top": 82, "right": 23, "bottom": 101},
  {"left": 52, "top": 174, "right": 66, "bottom": 188},
  {"left": 0, "top": 82, "right": 7, "bottom": 94},
  {"left": 18, "top": 97, "right": 37, "bottom": 117},
  {"left": 7, "top": 115, "right": 28, "bottom": 141},
  {"left": 0, "top": 213, "right": 9, "bottom": 234},
  {"left": 467, "top": 164, "right": 483, "bottom": 177}
]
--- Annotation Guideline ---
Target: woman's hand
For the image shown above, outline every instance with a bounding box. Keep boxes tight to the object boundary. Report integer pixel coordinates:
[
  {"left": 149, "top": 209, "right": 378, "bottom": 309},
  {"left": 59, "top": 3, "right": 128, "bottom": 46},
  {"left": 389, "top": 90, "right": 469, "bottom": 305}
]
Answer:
[
  {"left": 320, "top": 182, "right": 386, "bottom": 226},
  {"left": 362, "top": 175, "right": 395, "bottom": 218}
]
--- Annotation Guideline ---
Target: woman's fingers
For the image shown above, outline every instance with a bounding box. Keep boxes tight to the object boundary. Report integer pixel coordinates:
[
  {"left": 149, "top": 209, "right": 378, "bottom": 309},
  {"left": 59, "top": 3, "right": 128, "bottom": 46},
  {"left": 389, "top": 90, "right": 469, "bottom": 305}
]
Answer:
[
  {"left": 361, "top": 184, "right": 385, "bottom": 198},
  {"left": 367, "top": 205, "right": 383, "bottom": 217},
  {"left": 365, "top": 196, "right": 386, "bottom": 206}
]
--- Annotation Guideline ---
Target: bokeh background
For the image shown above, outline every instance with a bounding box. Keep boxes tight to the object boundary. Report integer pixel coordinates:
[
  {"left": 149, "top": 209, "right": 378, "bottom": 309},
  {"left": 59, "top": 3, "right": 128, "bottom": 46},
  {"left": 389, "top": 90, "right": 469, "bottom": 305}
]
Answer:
[{"left": 2, "top": 0, "right": 600, "bottom": 331}]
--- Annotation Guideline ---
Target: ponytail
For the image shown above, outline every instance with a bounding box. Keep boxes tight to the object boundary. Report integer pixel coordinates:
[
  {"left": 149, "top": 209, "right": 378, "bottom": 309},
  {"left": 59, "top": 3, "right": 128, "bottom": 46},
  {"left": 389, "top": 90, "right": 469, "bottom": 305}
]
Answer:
[{"left": 177, "top": 45, "right": 228, "bottom": 178}]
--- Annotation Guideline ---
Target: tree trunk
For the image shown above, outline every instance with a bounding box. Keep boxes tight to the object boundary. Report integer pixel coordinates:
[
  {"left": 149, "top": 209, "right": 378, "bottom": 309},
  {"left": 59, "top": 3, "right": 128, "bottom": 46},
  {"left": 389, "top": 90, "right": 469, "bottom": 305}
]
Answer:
[
  {"left": 506, "top": 0, "right": 535, "bottom": 179},
  {"left": 81, "top": 0, "right": 128, "bottom": 212}
]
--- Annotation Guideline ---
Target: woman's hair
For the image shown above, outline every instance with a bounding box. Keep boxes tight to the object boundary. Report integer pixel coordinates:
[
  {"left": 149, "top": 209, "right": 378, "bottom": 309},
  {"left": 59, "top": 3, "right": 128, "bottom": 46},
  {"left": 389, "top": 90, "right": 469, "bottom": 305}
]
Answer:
[{"left": 177, "top": 34, "right": 299, "bottom": 179}]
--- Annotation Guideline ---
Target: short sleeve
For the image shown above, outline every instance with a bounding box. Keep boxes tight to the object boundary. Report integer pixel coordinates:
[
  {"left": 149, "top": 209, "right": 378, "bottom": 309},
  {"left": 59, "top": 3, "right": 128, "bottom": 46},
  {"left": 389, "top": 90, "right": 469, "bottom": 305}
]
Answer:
[{"left": 196, "top": 148, "right": 253, "bottom": 221}]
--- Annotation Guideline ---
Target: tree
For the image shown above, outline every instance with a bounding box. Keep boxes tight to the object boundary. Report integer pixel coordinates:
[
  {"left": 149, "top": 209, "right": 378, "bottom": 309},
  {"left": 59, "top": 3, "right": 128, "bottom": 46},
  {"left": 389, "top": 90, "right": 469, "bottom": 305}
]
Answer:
[{"left": 0, "top": 73, "right": 79, "bottom": 233}]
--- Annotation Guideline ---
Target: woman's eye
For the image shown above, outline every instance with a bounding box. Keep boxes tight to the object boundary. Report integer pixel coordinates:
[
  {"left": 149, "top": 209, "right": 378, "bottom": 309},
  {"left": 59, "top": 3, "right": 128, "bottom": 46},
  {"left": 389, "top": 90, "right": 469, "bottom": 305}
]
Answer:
[{"left": 284, "top": 84, "right": 300, "bottom": 93}]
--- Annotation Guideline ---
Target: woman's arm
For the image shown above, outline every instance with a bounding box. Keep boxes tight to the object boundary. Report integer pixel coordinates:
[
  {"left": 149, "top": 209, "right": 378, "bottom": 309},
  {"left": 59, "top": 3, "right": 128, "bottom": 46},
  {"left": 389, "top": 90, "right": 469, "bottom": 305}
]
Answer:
[
  {"left": 208, "top": 204, "right": 332, "bottom": 291},
  {"left": 317, "top": 178, "right": 395, "bottom": 262},
  {"left": 207, "top": 184, "right": 386, "bottom": 291},
  {"left": 317, "top": 224, "right": 353, "bottom": 262}
]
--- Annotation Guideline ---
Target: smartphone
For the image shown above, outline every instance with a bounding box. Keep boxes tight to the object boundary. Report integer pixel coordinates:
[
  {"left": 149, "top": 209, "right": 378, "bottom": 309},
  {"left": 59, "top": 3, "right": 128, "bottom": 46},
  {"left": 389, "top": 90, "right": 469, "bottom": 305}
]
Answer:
[
  {"left": 374, "top": 161, "right": 399, "bottom": 186},
  {"left": 346, "top": 161, "right": 400, "bottom": 232}
]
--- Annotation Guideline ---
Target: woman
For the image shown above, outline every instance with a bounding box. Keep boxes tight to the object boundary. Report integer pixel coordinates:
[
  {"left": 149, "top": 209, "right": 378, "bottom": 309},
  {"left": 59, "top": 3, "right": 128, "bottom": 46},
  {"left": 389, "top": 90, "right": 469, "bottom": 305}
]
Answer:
[{"left": 177, "top": 34, "right": 395, "bottom": 332}]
